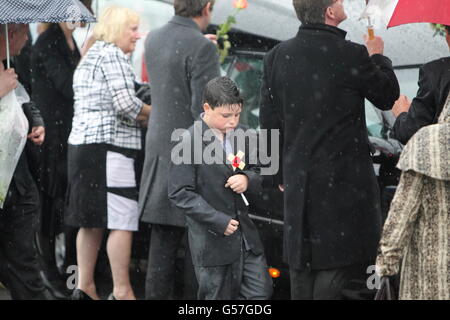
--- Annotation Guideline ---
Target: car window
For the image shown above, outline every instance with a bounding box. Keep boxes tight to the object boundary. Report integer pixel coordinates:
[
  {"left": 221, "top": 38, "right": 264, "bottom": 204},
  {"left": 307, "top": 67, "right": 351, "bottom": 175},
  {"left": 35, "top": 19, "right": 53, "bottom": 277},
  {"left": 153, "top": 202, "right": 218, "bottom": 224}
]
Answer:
[{"left": 223, "top": 55, "right": 264, "bottom": 129}]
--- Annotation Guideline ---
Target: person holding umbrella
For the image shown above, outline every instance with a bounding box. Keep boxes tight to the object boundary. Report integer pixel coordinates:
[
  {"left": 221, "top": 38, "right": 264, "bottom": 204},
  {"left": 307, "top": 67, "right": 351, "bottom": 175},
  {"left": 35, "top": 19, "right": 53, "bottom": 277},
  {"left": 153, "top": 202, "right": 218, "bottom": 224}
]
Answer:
[
  {"left": 0, "top": 23, "right": 48, "bottom": 300},
  {"left": 0, "top": 0, "right": 94, "bottom": 300},
  {"left": 259, "top": 0, "right": 400, "bottom": 299}
]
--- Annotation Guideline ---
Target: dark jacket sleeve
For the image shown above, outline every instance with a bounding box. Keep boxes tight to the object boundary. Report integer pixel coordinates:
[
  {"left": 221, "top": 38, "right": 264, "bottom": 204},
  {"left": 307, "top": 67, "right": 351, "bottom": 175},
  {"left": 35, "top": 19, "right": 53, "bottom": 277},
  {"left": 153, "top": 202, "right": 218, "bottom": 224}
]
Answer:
[
  {"left": 355, "top": 48, "right": 400, "bottom": 111},
  {"left": 22, "top": 101, "right": 44, "bottom": 129},
  {"left": 259, "top": 49, "right": 284, "bottom": 185},
  {"left": 392, "top": 65, "right": 436, "bottom": 144},
  {"left": 189, "top": 40, "right": 220, "bottom": 119},
  {"left": 238, "top": 168, "right": 263, "bottom": 197},
  {"left": 168, "top": 161, "right": 232, "bottom": 235}
]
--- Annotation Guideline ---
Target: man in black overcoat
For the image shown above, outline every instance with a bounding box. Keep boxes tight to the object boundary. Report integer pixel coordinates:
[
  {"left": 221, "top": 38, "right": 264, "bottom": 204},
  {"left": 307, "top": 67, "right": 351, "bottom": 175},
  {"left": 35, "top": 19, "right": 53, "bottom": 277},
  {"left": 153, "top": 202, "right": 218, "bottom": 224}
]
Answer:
[{"left": 259, "top": 0, "right": 400, "bottom": 299}]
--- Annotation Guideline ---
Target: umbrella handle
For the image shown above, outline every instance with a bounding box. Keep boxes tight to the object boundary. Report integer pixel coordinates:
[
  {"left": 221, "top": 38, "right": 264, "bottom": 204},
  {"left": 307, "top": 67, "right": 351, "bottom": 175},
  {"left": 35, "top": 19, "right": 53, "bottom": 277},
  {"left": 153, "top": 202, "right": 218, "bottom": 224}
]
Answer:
[
  {"left": 368, "top": 26, "right": 375, "bottom": 40},
  {"left": 5, "top": 24, "right": 10, "bottom": 69},
  {"left": 367, "top": 17, "right": 375, "bottom": 40}
]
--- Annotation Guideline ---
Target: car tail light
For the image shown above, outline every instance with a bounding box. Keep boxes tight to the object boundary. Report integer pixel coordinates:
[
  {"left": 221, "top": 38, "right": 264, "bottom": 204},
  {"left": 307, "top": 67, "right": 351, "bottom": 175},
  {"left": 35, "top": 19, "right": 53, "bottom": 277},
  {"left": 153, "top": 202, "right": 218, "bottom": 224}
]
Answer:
[{"left": 268, "top": 267, "right": 280, "bottom": 278}]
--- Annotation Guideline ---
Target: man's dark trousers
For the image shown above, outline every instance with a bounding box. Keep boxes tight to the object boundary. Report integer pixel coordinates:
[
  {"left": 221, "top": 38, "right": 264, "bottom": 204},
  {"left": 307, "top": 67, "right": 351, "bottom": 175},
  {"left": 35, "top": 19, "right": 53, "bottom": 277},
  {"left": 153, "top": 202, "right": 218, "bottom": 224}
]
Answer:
[
  {"left": 145, "top": 224, "right": 197, "bottom": 299},
  {"left": 290, "top": 263, "right": 366, "bottom": 300},
  {"left": 0, "top": 181, "right": 46, "bottom": 299}
]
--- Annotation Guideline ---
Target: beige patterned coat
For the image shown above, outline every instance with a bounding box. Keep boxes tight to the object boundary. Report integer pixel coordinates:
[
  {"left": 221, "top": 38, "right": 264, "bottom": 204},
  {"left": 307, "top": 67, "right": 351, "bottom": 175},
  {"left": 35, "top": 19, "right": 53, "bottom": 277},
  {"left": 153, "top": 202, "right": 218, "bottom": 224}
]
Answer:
[{"left": 376, "top": 94, "right": 450, "bottom": 300}]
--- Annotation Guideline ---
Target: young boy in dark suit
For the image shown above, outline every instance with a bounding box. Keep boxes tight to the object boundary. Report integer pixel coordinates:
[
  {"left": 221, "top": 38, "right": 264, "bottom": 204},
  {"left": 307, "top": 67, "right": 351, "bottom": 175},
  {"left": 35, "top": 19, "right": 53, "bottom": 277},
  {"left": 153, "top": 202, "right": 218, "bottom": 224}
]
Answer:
[{"left": 168, "top": 76, "right": 273, "bottom": 300}]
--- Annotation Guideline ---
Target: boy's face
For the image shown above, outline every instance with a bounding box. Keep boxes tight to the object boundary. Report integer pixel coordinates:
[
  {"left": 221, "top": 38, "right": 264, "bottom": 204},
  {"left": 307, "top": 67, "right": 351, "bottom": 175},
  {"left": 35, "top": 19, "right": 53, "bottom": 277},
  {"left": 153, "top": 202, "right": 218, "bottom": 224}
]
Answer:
[{"left": 203, "top": 103, "right": 242, "bottom": 134}]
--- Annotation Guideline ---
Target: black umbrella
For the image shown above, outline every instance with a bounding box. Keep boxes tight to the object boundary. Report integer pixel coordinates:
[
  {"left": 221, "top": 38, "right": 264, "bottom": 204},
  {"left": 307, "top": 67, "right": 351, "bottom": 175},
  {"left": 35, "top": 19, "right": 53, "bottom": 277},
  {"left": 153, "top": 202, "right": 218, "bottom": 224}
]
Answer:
[{"left": 1, "top": 0, "right": 95, "bottom": 67}]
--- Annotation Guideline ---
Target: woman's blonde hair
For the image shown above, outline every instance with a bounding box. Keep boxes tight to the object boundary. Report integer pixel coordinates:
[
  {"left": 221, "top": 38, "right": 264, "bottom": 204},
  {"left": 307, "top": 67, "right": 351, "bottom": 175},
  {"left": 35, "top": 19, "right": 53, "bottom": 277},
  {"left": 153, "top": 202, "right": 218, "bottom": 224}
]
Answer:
[{"left": 93, "top": 6, "right": 140, "bottom": 44}]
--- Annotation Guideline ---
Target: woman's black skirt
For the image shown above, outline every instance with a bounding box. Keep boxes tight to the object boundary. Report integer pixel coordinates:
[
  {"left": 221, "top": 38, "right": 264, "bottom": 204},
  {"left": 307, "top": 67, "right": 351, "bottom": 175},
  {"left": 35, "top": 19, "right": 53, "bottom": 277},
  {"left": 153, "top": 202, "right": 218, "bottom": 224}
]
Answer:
[{"left": 65, "top": 143, "right": 139, "bottom": 230}]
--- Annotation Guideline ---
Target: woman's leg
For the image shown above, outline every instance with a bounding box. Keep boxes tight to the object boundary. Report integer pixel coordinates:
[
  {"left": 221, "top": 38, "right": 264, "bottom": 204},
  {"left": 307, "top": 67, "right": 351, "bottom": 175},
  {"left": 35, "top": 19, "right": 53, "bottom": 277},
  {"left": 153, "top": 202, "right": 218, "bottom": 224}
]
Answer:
[
  {"left": 76, "top": 227, "right": 104, "bottom": 300},
  {"left": 107, "top": 230, "right": 136, "bottom": 300}
]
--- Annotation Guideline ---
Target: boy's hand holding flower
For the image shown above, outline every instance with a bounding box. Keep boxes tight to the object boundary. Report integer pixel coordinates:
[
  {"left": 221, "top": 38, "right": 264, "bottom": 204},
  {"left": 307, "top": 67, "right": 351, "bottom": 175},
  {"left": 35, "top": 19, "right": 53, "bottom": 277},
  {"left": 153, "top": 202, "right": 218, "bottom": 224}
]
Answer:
[{"left": 225, "top": 174, "right": 249, "bottom": 194}]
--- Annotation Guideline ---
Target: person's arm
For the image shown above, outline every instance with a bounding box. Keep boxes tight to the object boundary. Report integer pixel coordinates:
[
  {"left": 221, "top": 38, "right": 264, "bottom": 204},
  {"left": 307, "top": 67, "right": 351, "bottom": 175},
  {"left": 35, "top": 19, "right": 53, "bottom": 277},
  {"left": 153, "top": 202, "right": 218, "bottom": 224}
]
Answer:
[
  {"left": 136, "top": 103, "right": 151, "bottom": 127},
  {"left": 259, "top": 50, "right": 284, "bottom": 187},
  {"left": 22, "top": 101, "right": 45, "bottom": 145},
  {"left": 392, "top": 66, "right": 436, "bottom": 144},
  {"left": 355, "top": 38, "right": 400, "bottom": 111},
  {"left": 375, "top": 171, "right": 424, "bottom": 276},
  {"left": 189, "top": 40, "right": 220, "bottom": 119},
  {"left": 168, "top": 136, "right": 231, "bottom": 235},
  {"left": 101, "top": 50, "right": 145, "bottom": 122}
]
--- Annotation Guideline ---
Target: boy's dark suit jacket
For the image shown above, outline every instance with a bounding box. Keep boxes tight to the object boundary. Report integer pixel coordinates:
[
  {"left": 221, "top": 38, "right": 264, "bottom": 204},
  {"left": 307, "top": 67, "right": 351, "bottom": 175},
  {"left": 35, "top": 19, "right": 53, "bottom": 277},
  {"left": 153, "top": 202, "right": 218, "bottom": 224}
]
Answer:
[{"left": 169, "top": 120, "right": 264, "bottom": 267}]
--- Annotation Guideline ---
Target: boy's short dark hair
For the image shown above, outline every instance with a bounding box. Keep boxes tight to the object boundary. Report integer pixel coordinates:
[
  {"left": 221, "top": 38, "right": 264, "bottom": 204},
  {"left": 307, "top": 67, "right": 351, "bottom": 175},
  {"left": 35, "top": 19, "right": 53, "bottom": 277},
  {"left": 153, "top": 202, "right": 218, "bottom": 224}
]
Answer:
[
  {"left": 174, "top": 0, "right": 215, "bottom": 18},
  {"left": 203, "top": 76, "right": 244, "bottom": 109}
]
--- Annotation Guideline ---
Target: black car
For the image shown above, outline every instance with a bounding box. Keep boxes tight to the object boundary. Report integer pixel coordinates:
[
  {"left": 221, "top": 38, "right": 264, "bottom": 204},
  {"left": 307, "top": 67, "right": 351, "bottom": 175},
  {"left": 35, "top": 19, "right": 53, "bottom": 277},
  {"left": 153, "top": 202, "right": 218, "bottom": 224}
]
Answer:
[{"left": 37, "top": 0, "right": 448, "bottom": 300}]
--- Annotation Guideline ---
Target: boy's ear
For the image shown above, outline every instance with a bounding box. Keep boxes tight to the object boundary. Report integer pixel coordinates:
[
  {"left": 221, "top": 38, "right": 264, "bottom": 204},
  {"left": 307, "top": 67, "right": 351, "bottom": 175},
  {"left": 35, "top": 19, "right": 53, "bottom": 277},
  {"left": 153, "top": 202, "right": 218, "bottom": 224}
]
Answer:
[{"left": 203, "top": 102, "right": 212, "bottom": 113}]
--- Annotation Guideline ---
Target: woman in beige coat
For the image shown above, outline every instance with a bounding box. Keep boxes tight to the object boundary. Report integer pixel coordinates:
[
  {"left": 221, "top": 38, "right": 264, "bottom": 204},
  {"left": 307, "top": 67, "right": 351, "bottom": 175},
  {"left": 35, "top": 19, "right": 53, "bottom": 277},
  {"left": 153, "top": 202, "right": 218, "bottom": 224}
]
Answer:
[{"left": 376, "top": 93, "right": 450, "bottom": 300}]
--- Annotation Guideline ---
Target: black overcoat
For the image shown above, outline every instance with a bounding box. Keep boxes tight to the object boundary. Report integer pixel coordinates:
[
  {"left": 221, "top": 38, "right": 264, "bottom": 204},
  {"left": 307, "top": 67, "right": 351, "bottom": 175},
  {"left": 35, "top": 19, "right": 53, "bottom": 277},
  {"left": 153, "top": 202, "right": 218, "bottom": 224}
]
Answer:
[
  {"left": 30, "top": 24, "right": 80, "bottom": 198},
  {"left": 259, "top": 23, "right": 400, "bottom": 270},
  {"left": 393, "top": 57, "right": 450, "bottom": 144}
]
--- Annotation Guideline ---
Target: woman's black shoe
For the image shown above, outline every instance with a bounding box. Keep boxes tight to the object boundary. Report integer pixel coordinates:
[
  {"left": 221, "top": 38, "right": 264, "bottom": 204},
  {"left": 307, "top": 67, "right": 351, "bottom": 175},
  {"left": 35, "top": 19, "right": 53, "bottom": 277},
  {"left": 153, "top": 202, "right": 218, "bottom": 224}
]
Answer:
[{"left": 71, "top": 289, "right": 94, "bottom": 300}]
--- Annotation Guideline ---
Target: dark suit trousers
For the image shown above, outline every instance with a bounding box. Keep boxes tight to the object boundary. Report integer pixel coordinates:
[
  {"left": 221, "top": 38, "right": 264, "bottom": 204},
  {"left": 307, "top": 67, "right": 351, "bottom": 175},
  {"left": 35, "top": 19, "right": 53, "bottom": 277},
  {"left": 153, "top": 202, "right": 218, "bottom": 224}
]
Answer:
[
  {"left": 290, "top": 263, "right": 364, "bottom": 300},
  {"left": 0, "top": 181, "right": 46, "bottom": 299},
  {"left": 145, "top": 224, "right": 197, "bottom": 299},
  {"left": 194, "top": 244, "right": 273, "bottom": 300}
]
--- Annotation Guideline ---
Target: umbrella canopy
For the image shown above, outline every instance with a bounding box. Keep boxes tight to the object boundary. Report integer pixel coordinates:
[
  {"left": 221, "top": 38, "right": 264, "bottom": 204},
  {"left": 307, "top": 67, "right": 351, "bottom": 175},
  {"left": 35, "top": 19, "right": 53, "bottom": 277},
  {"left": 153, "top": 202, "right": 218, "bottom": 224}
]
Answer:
[
  {"left": 0, "top": 0, "right": 95, "bottom": 24},
  {"left": 1, "top": 0, "right": 95, "bottom": 68},
  {"left": 388, "top": 0, "right": 450, "bottom": 28}
]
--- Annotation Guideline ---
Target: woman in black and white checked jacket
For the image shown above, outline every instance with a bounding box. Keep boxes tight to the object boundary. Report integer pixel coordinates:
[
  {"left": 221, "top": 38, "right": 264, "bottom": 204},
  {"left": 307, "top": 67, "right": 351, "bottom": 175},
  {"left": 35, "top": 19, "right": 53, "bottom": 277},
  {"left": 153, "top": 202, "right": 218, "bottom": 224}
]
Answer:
[{"left": 66, "top": 6, "right": 151, "bottom": 300}]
